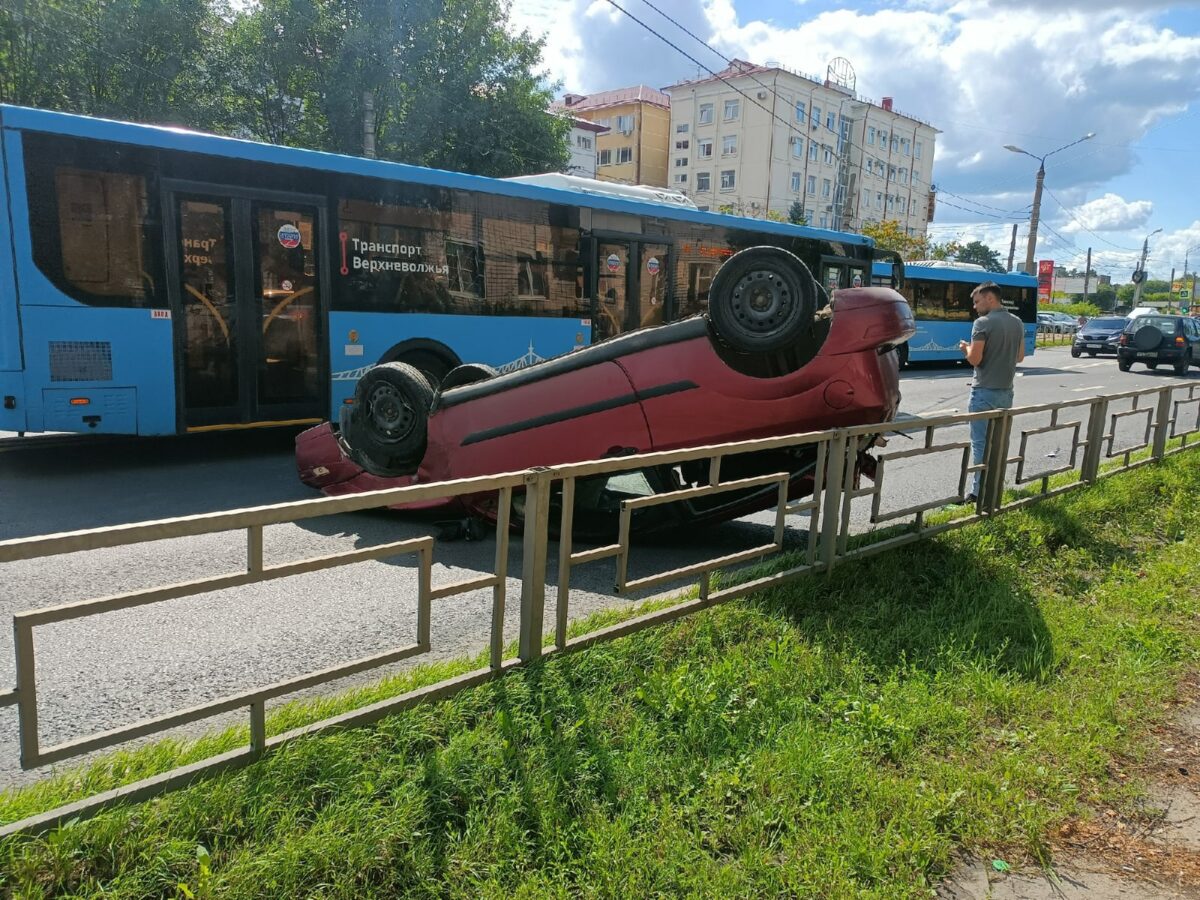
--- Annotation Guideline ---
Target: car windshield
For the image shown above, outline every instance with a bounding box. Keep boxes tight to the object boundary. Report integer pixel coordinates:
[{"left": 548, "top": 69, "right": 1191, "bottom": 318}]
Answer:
[{"left": 1088, "top": 317, "right": 1126, "bottom": 328}]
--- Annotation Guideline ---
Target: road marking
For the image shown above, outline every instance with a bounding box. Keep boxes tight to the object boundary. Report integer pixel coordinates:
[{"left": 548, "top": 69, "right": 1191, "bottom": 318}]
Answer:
[
  {"left": 1071, "top": 385, "right": 1106, "bottom": 392},
  {"left": 1082, "top": 362, "right": 1109, "bottom": 368}
]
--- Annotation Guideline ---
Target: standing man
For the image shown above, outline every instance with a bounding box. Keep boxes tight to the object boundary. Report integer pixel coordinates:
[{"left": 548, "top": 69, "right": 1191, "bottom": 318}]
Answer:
[{"left": 958, "top": 281, "right": 1025, "bottom": 502}]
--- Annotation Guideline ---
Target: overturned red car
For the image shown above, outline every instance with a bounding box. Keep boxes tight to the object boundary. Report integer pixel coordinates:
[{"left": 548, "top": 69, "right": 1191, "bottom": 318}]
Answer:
[{"left": 297, "top": 246, "right": 915, "bottom": 534}]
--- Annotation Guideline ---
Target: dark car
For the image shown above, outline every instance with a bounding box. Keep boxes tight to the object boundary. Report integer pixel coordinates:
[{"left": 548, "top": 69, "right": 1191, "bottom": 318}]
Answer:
[
  {"left": 297, "top": 246, "right": 916, "bottom": 535},
  {"left": 1071, "top": 316, "right": 1127, "bottom": 358},
  {"left": 1117, "top": 315, "right": 1200, "bottom": 374}
]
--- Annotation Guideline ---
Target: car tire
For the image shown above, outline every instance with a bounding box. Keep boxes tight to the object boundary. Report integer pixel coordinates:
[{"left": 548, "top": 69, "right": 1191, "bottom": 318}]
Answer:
[
  {"left": 1070, "top": 347, "right": 1081, "bottom": 358},
  {"left": 1087, "top": 352, "right": 1097, "bottom": 357},
  {"left": 439, "top": 362, "right": 499, "bottom": 391},
  {"left": 1118, "top": 357, "right": 1132, "bottom": 372},
  {"left": 1175, "top": 353, "right": 1190, "bottom": 377},
  {"left": 1147, "top": 362, "right": 1159, "bottom": 370},
  {"left": 707, "top": 246, "right": 817, "bottom": 354},
  {"left": 344, "top": 362, "right": 435, "bottom": 476}
]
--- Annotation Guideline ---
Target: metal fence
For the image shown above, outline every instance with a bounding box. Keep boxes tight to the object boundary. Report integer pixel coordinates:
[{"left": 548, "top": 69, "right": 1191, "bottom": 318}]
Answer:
[{"left": 2, "top": 379, "right": 1200, "bottom": 837}]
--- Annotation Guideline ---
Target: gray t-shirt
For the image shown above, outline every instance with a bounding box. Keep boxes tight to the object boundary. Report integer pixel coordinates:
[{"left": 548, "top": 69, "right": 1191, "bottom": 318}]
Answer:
[{"left": 971, "top": 308, "right": 1024, "bottom": 390}]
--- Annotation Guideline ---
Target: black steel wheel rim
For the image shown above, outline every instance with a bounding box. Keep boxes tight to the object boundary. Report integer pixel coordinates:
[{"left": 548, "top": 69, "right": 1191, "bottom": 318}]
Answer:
[
  {"left": 367, "top": 383, "right": 416, "bottom": 441},
  {"left": 730, "top": 267, "right": 794, "bottom": 335}
]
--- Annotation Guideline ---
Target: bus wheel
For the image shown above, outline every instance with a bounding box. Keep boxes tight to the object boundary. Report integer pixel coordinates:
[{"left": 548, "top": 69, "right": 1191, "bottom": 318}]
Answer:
[
  {"left": 439, "top": 363, "right": 499, "bottom": 391},
  {"left": 708, "top": 246, "right": 816, "bottom": 354},
  {"left": 345, "top": 362, "right": 435, "bottom": 476}
]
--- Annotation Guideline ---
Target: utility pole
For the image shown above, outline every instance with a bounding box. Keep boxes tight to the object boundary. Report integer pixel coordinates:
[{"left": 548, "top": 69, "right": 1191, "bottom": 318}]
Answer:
[
  {"left": 1007, "top": 223, "right": 1018, "bottom": 272},
  {"left": 362, "top": 91, "right": 376, "bottom": 159},
  {"left": 1082, "top": 247, "right": 1091, "bottom": 305},
  {"left": 1024, "top": 163, "right": 1045, "bottom": 275},
  {"left": 1169, "top": 267, "right": 1176, "bottom": 311},
  {"left": 1132, "top": 228, "right": 1162, "bottom": 307}
]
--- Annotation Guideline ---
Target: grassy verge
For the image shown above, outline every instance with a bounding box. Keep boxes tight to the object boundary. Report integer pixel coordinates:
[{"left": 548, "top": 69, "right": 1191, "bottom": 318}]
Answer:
[{"left": 3, "top": 451, "right": 1200, "bottom": 897}]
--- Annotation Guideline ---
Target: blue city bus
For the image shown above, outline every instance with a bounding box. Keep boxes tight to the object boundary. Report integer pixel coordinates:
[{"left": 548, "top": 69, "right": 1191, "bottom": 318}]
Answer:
[
  {"left": 0, "top": 105, "right": 888, "bottom": 436},
  {"left": 871, "top": 261, "right": 1037, "bottom": 365}
]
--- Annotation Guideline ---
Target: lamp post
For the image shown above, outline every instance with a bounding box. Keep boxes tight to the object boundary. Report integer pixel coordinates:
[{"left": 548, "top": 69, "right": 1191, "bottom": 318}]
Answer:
[
  {"left": 1004, "top": 132, "right": 1096, "bottom": 275},
  {"left": 1132, "top": 227, "right": 1163, "bottom": 308}
]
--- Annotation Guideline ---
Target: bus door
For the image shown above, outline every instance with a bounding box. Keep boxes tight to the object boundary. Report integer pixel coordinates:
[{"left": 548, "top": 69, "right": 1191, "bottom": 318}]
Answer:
[
  {"left": 165, "top": 185, "right": 326, "bottom": 430},
  {"left": 594, "top": 240, "right": 670, "bottom": 341},
  {"left": 819, "top": 258, "right": 867, "bottom": 302}
]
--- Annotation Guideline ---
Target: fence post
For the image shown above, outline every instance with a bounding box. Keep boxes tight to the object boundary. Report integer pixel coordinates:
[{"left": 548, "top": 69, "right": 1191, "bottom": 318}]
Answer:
[
  {"left": 13, "top": 617, "right": 39, "bottom": 768},
  {"left": 518, "top": 467, "right": 553, "bottom": 662},
  {"left": 981, "top": 411, "right": 1011, "bottom": 514},
  {"left": 1081, "top": 397, "right": 1108, "bottom": 483},
  {"left": 1152, "top": 387, "right": 1173, "bottom": 460},
  {"left": 819, "top": 431, "right": 847, "bottom": 573}
]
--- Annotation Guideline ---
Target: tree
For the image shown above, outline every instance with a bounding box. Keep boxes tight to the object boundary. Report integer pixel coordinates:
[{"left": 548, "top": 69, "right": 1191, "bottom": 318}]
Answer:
[
  {"left": 787, "top": 200, "right": 807, "bottom": 226},
  {"left": 954, "top": 240, "right": 1005, "bottom": 273},
  {"left": 860, "top": 219, "right": 926, "bottom": 259},
  {"left": 1092, "top": 285, "right": 1117, "bottom": 312}
]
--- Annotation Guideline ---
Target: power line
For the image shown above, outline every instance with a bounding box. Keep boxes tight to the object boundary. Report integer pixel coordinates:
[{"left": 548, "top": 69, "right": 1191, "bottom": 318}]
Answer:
[{"left": 1040, "top": 186, "right": 1141, "bottom": 252}]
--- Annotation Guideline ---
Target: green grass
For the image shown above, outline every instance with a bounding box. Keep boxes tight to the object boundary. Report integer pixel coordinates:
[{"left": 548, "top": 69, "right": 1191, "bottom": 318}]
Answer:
[{"left": 3, "top": 451, "right": 1200, "bottom": 898}]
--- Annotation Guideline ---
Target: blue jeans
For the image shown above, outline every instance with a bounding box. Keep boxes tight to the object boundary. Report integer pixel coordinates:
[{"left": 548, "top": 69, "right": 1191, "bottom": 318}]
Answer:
[{"left": 968, "top": 386, "right": 1014, "bottom": 495}]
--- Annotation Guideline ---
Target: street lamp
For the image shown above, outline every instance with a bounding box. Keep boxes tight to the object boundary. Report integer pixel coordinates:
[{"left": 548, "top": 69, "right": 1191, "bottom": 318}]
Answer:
[
  {"left": 1132, "top": 227, "right": 1164, "bottom": 307},
  {"left": 1004, "top": 132, "right": 1096, "bottom": 275}
]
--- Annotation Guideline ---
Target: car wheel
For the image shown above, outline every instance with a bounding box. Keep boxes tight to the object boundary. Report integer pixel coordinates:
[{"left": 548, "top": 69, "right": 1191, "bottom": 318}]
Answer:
[
  {"left": 344, "top": 362, "right": 435, "bottom": 476},
  {"left": 1175, "top": 353, "right": 1190, "bottom": 376},
  {"left": 1118, "top": 357, "right": 1132, "bottom": 372},
  {"left": 707, "top": 246, "right": 817, "bottom": 354},
  {"left": 1070, "top": 347, "right": 1081, "bottom": 358},
  {"left": 1147, "top": 362, "right": 1159, "bottom": 370},
  {"left": 1087, "top": 352, "right": 1097, "bottom": 357},
  {"left": 439, "top": 362, "right": 499, "bottom": 391}
]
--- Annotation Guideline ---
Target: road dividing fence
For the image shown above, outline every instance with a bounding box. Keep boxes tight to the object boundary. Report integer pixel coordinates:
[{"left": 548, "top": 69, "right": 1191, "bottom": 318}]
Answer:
[{"left": 2, "top": 380, "right": 1200, "bottom": 836}]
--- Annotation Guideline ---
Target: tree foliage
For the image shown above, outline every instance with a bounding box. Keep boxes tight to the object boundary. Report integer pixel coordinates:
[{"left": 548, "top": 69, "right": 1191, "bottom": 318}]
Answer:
[
  {"left": 0, "top": 0, "right": 567, "bottom": 177},
  {"left": 954, "top": 240, "right": 1005, "bottom": 273},
  {"left": 787, "top": 200, "right": 807, "bottom": 226},
  {"left": 860, "top": 219, "right": 927, "bottom": 259}
]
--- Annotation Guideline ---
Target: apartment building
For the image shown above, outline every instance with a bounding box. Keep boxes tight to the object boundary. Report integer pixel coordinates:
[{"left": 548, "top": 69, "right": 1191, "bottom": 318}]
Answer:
[
  {"left": 553, "top": 87, "right": 671, "bottom": 187},
  {"left": 663, "top": 60, "right": 939, "bottom": 235},
  {"left": 564, "top": 118, "right": 609, "bottom": 178}
]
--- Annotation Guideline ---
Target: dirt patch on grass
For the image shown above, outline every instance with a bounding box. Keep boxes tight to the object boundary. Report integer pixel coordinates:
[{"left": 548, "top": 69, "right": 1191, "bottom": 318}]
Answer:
[{"left": 939, "top": 690, "right": 1200, "bottom": 900}]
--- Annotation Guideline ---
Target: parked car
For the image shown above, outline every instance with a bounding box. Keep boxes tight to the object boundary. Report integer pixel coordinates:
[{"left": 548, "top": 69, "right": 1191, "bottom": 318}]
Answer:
[
  {"left": 1117, "top": 314, "right": 1200, "bottom": 374},
  {"left": 1037, "top": 312, "right": 1075, "bottom": 334},
  {"left": 1071, "top": 316, "right": 1128, "bottom": 357},
  {"left": 296, "top": 246, "right": 917, "bottom": 536}
]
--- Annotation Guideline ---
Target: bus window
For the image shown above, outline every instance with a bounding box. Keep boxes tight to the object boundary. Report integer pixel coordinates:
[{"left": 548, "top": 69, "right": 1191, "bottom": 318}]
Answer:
[
  {"left": 638, "top": 244, "right": 669, "bottom": 328},
  {"left": 26, "top": 139, "right": 163, "bottom": 307}
]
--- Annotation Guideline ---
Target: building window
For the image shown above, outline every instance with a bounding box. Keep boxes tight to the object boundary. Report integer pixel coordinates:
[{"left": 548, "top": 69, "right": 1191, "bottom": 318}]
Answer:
[
  {"left": 516, "top": 252, "right": 549, "bottom": 299},
  {"left": 809, "top": 141, "right": 818, "bottom": 161},
  {"left": 615, "top": 114, "right": 635, "bottom": 134},
  {"left": 698, "top": 138, "right": 713, "bottom": 158},
  {"left": 819, "top": 214, "right": 828, "bottom": 228},
  {"left": 723, "top": 99, "right": 740, "bottom": 120},
  {"left": 696, "top": 171, "right": 711, "bottom": 192},
  {"left": 891, "top": 136, "right": 899, "bottom": 152},
  {"left": 698, "top": 103, "right": 714, "bottom": 124},
  {"left": 863, "top": 187, "right": 870, "bottom": 206},
  {"left": 878, "top": 130, "right": 888, "bottom": 146},
  {"left": 825, "top": 112, "right": 834, "bottom": 130},
  {"left": 821, "top": 178, "right": 831, "bottom": 199},
  {"left": 791, "top": 138, "right": 804, "bottom": 158},
  {"left": 878, "top": 161, "right": 886, "bottom": 176},
  {"left": 722, "top": 135, "right": 737, "bottom": 156},
  {"left": 886, "top": 195, "right": 894, "bottom": 212},
  {"left": 675, "top": 139, "right": 690, "bottom": 150},
  {"left": 888, "top": 165, "right": 896, "bottom": 181},
  {"left": 720, "top": 169, "right": 735, "bottom": 190},
  {"left": 876, "top": 191, "right": 883, "bottom": 209},
  {"left": 596, "top": 117, "right": 611, "bottom": 128},
  {"left": 674, "top": 173, "right": 688, "bottom": 184},
  {"left": 446, "top": 241, "right": 483, "bottom": 296},
  {"left": 811, "top": 105, "right": 821, "bottom": 126},
  {"left": 899, "top": 167, "right": 908, "bottom": 185},
  {"left": 795, "top": 100, "right": 806, "bottom": 122},
  {"left": 807, "top": 175, "right": 816, "bottom": 194},
  {"left": 597, "top": 149, "right": 612, "bottom": 166},
  {"left": 677, "top": 123, "right": 689, "bottom": 133},
  {"left": 823, "top": 146, "right": 833, "bottom": 164},
  {"left": 915, "top": 141, "right": 923, "bottom": 159},
  {"left": 675, "top": 157, "right": 688, "bottom": 167},
  {"left": 791, "top": 171, "right": 802, "bottom": 192},
  {"left": 576, "top": 135, "right": 592, "bottom": 150},
  {"left": 902, "top": 138, "right": 910, "bottom": 155},
  {"left": 867, "top": 126, "right": 875, "bottom": 146}
]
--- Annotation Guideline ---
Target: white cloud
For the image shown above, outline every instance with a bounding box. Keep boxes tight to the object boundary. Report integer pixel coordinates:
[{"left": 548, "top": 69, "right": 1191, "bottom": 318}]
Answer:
[{"left": 1059, "top": 194, "right": 1153, "bottom": 234}]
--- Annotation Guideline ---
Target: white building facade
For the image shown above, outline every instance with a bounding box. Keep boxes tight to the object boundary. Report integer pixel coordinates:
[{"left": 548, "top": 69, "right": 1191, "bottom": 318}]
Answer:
[
  {"left": 663, "top": 60, "right": 939, "bottom": 235},
  {"left": 564, "top": 118, "right": 608, "bottom": 178}
]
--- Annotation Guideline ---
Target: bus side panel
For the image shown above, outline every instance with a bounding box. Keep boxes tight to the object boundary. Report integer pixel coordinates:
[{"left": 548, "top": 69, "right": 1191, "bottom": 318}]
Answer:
[
  {"left": 17, "top": 306, "right": 176, "bottom": 435},
  {"left": 0, "top": 124, "right": 27, "bottom": 432},
  {"left": 907, "top": 320, "right": 971, "bottom": 362},
  {"left": 327, "top": 311, "right": 590, "bottom": 409},
  {"left": 2, "top": 131, "right": 176, "bottom": 435}
]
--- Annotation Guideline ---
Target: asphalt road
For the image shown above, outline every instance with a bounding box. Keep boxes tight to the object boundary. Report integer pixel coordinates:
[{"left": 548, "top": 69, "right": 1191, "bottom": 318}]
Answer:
[{"left": 0, "top": 344, "right": 1194, "bottom": 790}]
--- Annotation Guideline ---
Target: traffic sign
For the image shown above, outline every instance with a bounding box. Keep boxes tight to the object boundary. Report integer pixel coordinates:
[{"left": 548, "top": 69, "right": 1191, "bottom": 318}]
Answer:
[{"left": 1181, "top": 289, "right": 1191, "bottom": 300}]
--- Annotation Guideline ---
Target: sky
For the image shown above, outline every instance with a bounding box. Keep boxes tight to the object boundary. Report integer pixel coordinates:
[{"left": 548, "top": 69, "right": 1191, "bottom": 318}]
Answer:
[{"left": 507, "top": 0, "right": 1200, "bottom": 283}]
